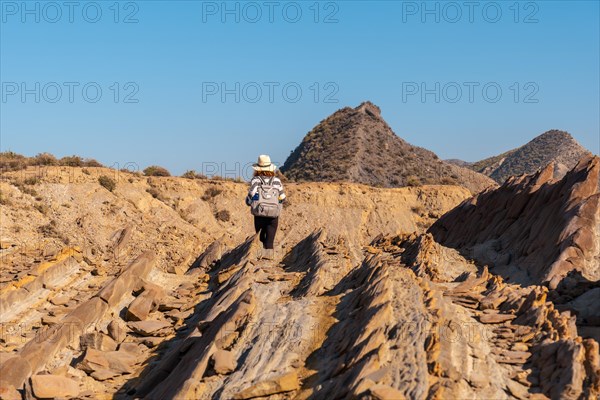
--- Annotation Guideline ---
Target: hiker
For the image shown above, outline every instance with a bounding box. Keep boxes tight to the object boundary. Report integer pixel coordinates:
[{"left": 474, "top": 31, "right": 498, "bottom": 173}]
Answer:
[{"left": 246, "top": 155, "right": 286, "bottom": 259}]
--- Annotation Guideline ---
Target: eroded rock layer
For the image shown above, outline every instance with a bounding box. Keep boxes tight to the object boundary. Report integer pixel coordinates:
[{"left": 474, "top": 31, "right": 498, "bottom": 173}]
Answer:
[{"left": 429, "top": 155, "right": 600, "bottom": 288}]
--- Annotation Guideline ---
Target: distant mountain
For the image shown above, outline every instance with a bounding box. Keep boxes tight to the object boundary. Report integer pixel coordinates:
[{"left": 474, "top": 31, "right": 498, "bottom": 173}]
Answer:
[
  {"left": 281, "top": 102, "right": 496, "bottom": 193},
  {"left": 457, "top": 130, "right": 593, "bottom": 184}
]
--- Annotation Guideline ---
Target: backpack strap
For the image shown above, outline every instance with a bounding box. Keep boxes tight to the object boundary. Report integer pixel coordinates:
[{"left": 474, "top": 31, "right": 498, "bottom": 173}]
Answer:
[
  {"left": 257, "top": 176, "right": 266, "bottom": 186},
  {"left": 267, "top": 176, "right": 275, "bottom": 186}
]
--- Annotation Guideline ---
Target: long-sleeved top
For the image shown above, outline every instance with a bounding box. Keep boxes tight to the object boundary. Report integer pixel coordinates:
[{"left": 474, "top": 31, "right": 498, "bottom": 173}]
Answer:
[{"left": 245, "top": 176, "right": 286, "bottom": 206}]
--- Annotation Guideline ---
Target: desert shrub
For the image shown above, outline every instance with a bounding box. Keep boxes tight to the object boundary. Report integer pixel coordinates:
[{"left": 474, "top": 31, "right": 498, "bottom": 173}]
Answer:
[
  {"left": 182, "top": 170, "right": 208, "bottom": 180},
  {"left": 182, "top": 170, "right": 196, "bottom": 179},
  {"left": 411, "top": 205, "right": 425, "bottom": 215},
  {"left": 405, "top": 175, "right": 421, "bottom": 187},
  {"left": 24, "top": 177, "right": 39, "bottom": 185},
  {"left": 98, "top": 175, "right": 116, "bottom": 192},
  {"left": 146, "top": 187, "right": 161, "bottom": 199},
  {"left": 38, "top": 220, "right": 58, "bottom": 236},
  {"left": 83, "top": 159, "right": 103, "bottom": 167},
  {"left": 202, "top": 187, "right": 222, "bottom": 201},
  {"left": 59, "top": 155, "right": 83, "bottom": 167},
  {"left": 146, "top": 188, "right": 168, "bottom": 204},
  {"left": 215, "top": 209, "right": 230, "bottom": 222},
  {"left": 34, "top": 203, "right": 49, "bottom": 214},
  {"left": 211, "top": 175, "right": 240, "bottom": 182},
  {"left": 18, "top": 184, "right": 38, "bottom": 197},
  {"left": 0, "top": 151, "right": 27, "bottom": 171},
  {"left": 143, "top": 165, "right": 171, "bottom": 177},
  {"left": 31, "top": 152, "right": 57, "bottom": 166},
  {"left": 0, "top": 191, "right": 10, "bottom": 205},
  {"left": 441, "top": 177, "right": 455, "bottom": 185}
]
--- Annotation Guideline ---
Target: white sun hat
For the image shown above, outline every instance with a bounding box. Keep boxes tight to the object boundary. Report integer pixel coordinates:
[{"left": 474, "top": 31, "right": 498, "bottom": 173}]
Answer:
[{"left": 252, "top": 154, "right": 276, "bottom": 172}]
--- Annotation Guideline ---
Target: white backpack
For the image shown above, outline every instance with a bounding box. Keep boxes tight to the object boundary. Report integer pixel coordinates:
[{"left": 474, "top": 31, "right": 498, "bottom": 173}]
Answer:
[{"left": 250, "top": 176, "right": 282, "bottom": 218}]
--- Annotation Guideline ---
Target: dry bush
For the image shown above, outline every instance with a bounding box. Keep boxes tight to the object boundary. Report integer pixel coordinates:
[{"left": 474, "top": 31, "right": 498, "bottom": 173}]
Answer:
[
  {"left": 31, "top": 152, "right": 57, "bottom": 166},
  {"left": 98, "top": 175, "right": 116, "bottom": 192},
  {"left": 146, "top": 187, "right": 162, "bottom": 199},
  {"left": 182, "top": 170, "right": 208, "bottom": 180},
  {"left": 411, "top": 205, "right": 425, "bottom": 215},
  {"left": 24, "top": 177, "right": 40, "bottom": 185},
  {"left": 59, "top": 155, "right": 83, "bottom": 167},
  {"left": 83, "top": 159, "right": 103, "bottom": 167},
  {"left": 0, "top": 151, "right": 27, "bottom": 171},
  {"left": 0, "top": 191, "right": 10, "bottom": 206},
  {"left": 202, "top": 187, "right": 223, "bottom": 201},
  {"left": 215, "top": 209, "right": 230, "bottom": 222},
  {"left": 144, "top": 165, "right": 171, "bottom": 177},
  {"left": 38, "top": 220, "right": 59, "bottom": 236},
  {"left": 16, "top": 184, "right": 38, "bottom": 197},
  {"left": 34, "top": 203, "right": 49, "bottom": 215},
  {"left": 405, "top": 176, "right": 421, "bottom": 187}
]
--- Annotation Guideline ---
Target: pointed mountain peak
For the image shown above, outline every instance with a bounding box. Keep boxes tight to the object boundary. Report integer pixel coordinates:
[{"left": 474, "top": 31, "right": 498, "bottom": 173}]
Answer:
[
  {"left": 281, "top": 103, "right": 496, "bottom": 193},
  {"left": 356, "top": 101, "right": 382, "bottom": 117}
]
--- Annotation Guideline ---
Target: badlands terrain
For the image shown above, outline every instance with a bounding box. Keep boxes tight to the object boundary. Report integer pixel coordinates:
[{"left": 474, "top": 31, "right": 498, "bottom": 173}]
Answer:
[{"left": 0, "top": 153, "right": 599, "bottom": 400}]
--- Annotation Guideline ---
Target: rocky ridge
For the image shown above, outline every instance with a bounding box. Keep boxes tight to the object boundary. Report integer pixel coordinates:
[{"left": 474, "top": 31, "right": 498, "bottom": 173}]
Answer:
[{"left": 452, "top": 130, "right": 594, "bottom": 184}]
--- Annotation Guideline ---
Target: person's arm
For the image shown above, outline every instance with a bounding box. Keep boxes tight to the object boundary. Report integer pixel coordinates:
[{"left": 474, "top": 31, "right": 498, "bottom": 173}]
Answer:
[
  {"left": 246, "top": 177, "right": 260, "bottom": 206},
  {"left": 275, "top": 178, "right": 286, "bottom": 203}
]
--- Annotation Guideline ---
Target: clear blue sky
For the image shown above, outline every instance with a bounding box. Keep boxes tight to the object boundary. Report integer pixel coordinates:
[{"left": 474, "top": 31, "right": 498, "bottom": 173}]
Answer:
[{"left": 1, "top": 0, "right": 599, "bottom": 177}]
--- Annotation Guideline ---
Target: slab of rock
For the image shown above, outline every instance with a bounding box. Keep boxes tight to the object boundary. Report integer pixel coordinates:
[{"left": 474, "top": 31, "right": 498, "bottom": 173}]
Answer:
[
  {"left": 479, "top": 313, "right": 516, "bottom": 324},
  {"left": 0, "top": 384, "right": 21, "bottom": 400},
  {"left": 158, "top": 297, "right": 187, "bottom": 311},
  {"left": 126, "top": 294, "right": 155, "bottom": 321},
  {"left": 78, "top": 348, "right": 110, "bottom": 373},
  {"left": 67, "top": 296, "right": 109, "bottom": 327},
  {"left": 118, "top": 342, "right": 144, "bottom": 356},
  {"left": 136, "top": 336, "right": 164, "bottom": 348},
  {"left": 90, "top": 368, "right": 120, "bottom": 381},
  {"left": 505, "top": 379, "right": 529, "bottom": 400},
  {"left": 512, "top": 342, "right": 529, "bottom": 352},
  {"left": 49, "top": 294, "right": 70, "bottom": 306},
  {"left": 369, "top": 383, "right": 407, "bottom": 400},
  {"left": 41, "top": 315, "right": 61, "bottom": 326},
  {"left": 233, "top": 371, "right": 300, "bottom": 399},
  {"left": 77, "top": 348, "right": 137, "bottom": 377},
  {"left": 0, "top": 356, "right": 32, "bottom": 389},
  {"left": 96, "top": 252, "right": 156, "bottom": 307},
  {"left": 128, "top": 320, "right": 172, "bottom": 337},
  {"left": 107, "top": 319, "right": 128, "bottom": 343},
  {"left": 212, "top": 349, "right": 236, "bottom": 375},
  {"left": 30, "top": 374, "right": 79, "bottom": 398},
  {"left": 80, "top": 332, "right": 118, "bottom": 352}
]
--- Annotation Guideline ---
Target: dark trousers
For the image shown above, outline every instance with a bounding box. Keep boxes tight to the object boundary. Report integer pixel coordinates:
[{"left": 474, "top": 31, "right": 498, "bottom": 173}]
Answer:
[{"left": 254, "top": 216, "right": 279, "bottom": 249}]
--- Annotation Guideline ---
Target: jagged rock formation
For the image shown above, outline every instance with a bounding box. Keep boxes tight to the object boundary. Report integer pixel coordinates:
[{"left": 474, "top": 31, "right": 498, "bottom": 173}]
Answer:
[
  {"left": 0, "top": 162, "right": 599, "bottom": 399},
  {"left": 281, "top": 102, "right": 497, "bottom": 194},
  {"left": 452, "top": 130, "right": 594, "bottom": 184},
  {"left": 429, "top": 155, "right": 600, "bottom": 289}
]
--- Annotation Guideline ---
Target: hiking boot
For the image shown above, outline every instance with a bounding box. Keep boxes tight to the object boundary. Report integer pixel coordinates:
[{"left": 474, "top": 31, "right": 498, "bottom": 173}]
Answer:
[{"left": 261, "top": 249, "right": 275, "bottom": 261}]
